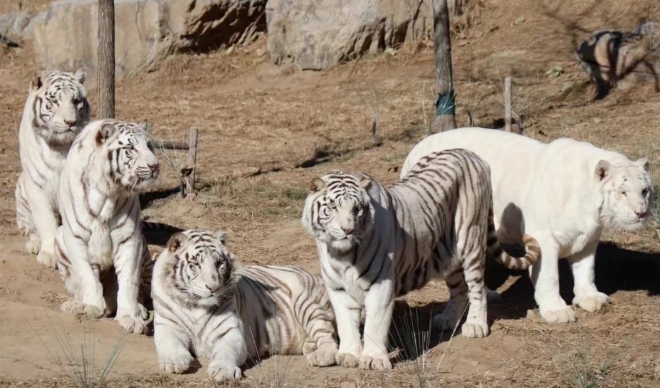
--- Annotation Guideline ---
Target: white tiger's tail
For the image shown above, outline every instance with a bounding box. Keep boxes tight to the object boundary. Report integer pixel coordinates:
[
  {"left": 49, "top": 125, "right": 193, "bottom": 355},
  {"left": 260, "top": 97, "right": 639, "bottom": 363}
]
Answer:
[{"left": 486, "top": 207, "right": 541, "bottom": 270}]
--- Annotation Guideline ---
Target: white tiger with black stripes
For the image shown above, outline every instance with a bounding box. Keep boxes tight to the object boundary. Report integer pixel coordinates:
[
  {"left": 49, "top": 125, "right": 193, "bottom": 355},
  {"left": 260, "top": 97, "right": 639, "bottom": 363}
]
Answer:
[
  {"left": 15, "top": 69, "right": 90, "bottom": 268},
  {"left": 54, "top": 119, "right": 159, "bottom": 334},
  {"left": 152, "top": 229, "right": 339, "bottom": 382},
  {"left": 302, "top": 149, "right": 541, "bottom": 370}
]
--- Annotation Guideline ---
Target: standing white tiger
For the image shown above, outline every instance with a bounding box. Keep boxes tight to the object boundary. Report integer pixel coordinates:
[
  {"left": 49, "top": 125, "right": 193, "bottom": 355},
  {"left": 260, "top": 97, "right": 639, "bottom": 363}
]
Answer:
[
  {"left": 152, "top": 229, "right": 338, "bottom": 382},
  {"left": 301, "top": 149, "right": 541, "bottom": 371},
  {"left": 400, "top": 127, "right": 654, "bottom": 323},
  {"left": 55, "top": 119, "right": 159, "bottom": 334},
  {"left": 15, "top": 69, "right": 90, "bottom": 268}
]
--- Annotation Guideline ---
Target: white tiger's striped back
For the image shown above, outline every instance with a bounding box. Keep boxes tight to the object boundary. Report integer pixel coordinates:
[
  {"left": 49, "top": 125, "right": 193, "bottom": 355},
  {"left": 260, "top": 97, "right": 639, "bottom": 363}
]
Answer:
[{"left": 152, "top": 229, "right": 338, "bottom": 382}]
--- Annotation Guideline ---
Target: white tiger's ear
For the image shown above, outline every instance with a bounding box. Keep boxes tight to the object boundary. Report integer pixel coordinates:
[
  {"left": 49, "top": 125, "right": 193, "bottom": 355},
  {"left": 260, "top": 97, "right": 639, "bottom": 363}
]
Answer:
[
  {"left": 356, "top": 175, "right": 372, "bottom": 190},
  {"left": 96, "top": 123, "right": 117, "bottom": 145},
  {"left": 214, "top": 230, "right": 228, "bottom": 245},
  {"left": 167, "top": 232, "right": 188, "bottom": 253},
  {"left": 74, "top": 69, "right": 86, "bottom": 84},
  {"left": 138, "top": 120, "right": 149, "bottom": 132},
  {"left": 595, "top": 159, "right": 612, "bottom": 181},
  {"left": 635, "top": 157, "right": 651, "bottom": 172},
  {"left": 310, "top": 178, "right": 326, "bottom": 193},
  {"left": 30, "top": 76, "right": 42, "bottom": 91}
]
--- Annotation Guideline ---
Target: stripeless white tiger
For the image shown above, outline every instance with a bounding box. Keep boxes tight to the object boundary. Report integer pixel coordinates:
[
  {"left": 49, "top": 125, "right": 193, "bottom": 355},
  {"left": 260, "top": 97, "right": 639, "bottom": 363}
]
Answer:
[
  {"left": 400, "top": 127, "right": 654, "bottom": 324},
  {"left": 152, "top": 229, "right": 339, "bottom": 382},
  {"left": 302, "top": 149, "right": 540, "bottom": 370},
  {"left": 54, "top": 119, "right": 160, "bottom": 334},
  {"left": 15, "top": 69, "right": 90, "bottom": 268}
]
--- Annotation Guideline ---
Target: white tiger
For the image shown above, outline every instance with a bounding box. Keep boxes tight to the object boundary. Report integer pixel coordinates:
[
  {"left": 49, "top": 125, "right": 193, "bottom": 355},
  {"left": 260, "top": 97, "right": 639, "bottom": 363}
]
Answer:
[
  {"left": 400, "top": 127, "right": 654, "bottom": 323},
  {"left": 54, "top": 119, "right": 160, "bottom": 334},
  {"left": 301, "top": 149, "right": 541, "bottom": 370},
  {"left": 152, "top": 229, "right": 339, "bottom": 382},
  {"left": 15, "top": 69, "right": 90, "bottom": 268}
]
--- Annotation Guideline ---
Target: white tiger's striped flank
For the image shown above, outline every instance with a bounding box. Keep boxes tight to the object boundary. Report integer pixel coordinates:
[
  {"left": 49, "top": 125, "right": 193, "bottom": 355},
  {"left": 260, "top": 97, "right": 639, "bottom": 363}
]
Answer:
[
  {"left": 15, "top": 69, "right": 90, "bottom": 268},
  {"left": 301, "top": 149, "right": 541, "bottom": 371},
  {"left": 152, "top": 230, "right": 338, "bottom": 382},
  {"left": 54, "top": 119, "right": 160, "bottom": 334}
]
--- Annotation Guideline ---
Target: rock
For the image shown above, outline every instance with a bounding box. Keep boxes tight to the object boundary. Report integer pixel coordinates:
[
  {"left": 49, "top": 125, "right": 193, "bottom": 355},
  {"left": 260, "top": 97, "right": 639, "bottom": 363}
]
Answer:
[
  {"left": 0, "top": 12, "right": 38, "bottom": 43},
  {"left": 31, "top": 0, "right": 266, "bottom": 77},
  {"left": 266, "top": 0, "right": 434, "bottom": 70},
  {"left": 576, "top": 22, "right": 660, "bottom": 97}
]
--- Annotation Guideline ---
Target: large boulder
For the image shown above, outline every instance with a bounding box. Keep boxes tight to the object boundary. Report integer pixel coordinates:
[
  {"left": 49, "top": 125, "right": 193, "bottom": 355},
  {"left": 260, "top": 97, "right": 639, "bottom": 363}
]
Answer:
[
  {"left": 266, "top": 0, "right": 434, "bottom": 70},
  {"left": 31, "top": 0, "right": 266, "bottom": 76}
]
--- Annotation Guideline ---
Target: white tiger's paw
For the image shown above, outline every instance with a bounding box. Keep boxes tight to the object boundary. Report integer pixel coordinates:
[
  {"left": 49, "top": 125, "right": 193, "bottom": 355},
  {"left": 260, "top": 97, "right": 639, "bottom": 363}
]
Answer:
[
  {"left": 461, "top": 321, "right": 490, "bottom": 338},
  {"left": 116, "top": 314, "right": 148, "bottom": 334},
  {"left": 359, "top": 351, "right": 392, "bottom": 371},
  {"left": 539, "top": 306, "right": 578, "bottom": 323},
  {"left": 159, "top": 350, "right": 193, "bottom": 374},
  {"left": 302, "top": 337, "right": 317, "bottom": 355},
  {"left": 61, "top": 301, "right": 105, "bottom": 319},
  {"left": 25, "top": 239, "right": 40, "bottom": 255},
  {"left": 306, "top": 342, "right": 338, "bottom": 367},
  {"left": 336, "top": 352, "right": 360, "bottom": 368},
  {"left": 37, "top": 250, "right": 58, "bottom": 268},
  {"left": 573, "top": 292, "right": 610, "bottom": 313},
  {"left": 208, "top": 365, "right": 242, "bottom": 382}
]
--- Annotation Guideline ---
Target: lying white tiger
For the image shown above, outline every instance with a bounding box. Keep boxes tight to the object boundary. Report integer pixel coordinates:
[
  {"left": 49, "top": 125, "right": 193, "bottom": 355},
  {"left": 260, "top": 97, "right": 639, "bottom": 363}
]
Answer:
[
  {"left": 55, "top": 119, "right": 159, "bottom": 334},
  {"left": 400, "top": 127, "right": 654, "bottom": 324},
  {"left": 152, "top": 229, "right": 339, "bottom": 382},
  {"left": 301, "top": 149, "right": 541, "bottom": 370},
  {"left": 15, "top": 69, "right": 90, "bottom": 268}
]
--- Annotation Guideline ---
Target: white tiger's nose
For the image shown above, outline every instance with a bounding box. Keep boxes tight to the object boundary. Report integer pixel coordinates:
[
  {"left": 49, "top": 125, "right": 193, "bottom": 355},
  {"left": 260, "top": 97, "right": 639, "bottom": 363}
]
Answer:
[{"left": 206, "top": 284, "right": 220, "bottom": 293}]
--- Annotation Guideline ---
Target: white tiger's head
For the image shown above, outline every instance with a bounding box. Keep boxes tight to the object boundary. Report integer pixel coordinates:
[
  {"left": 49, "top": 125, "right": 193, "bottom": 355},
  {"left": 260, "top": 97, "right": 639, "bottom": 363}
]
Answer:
[
  {"left": 92, "top": 120, "right": 160, "bottom": 193},
  {"left": 302, "top": 171, "right": 375, "bottom": 252},
  {"left": 597, "top": 157, "right": 654, "bottom": 231},
  {"left": 160, "top": 230, "right": 236, "bottom": 308},
  {"left": 30, "top": 69, "right": 89, "bottom": 145}
]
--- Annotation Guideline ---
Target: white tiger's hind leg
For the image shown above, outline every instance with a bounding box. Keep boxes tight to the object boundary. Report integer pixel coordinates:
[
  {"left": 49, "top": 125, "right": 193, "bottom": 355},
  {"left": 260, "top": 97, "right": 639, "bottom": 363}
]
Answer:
[
  {"left": 460, "top": 251, "right": 489, "bottom": 338},
  {"left": 433, "top": 270, "right": 469, "bottom": 333},
  {"left": 568, "top": 241, "right": 609, "bottom": 313},
  {"left": 301, "top": 299, "right": 338, "bottom": 367}
]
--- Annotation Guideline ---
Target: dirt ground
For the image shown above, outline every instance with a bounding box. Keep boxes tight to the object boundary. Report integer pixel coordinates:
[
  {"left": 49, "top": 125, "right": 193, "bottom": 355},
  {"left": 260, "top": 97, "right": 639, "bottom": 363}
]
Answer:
[{"left": 2, "top": 0, "right": 660, "bottom": 386}]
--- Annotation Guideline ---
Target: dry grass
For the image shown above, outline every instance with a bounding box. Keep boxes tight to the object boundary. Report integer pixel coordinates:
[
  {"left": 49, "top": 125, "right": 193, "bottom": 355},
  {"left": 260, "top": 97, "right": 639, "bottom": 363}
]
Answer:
[{"left": 2, "top": 0, "right": 660, "bottom": 386}]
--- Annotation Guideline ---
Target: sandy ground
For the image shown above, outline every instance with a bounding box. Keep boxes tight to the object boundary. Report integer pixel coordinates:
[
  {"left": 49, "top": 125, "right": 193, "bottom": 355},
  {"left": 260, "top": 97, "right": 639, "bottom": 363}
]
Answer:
[{"left": 2, "top": 0, "right": 660, "bottom": 386}]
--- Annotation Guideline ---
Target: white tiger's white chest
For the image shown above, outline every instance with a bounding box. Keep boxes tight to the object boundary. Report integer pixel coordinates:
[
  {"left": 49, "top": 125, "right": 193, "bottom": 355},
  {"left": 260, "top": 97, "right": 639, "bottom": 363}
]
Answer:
[
  {"left": 85, "top": 189, "right": 119, "bottom": 269},
  {"left": 319, "top": 246, "right": 369, "bottom": 304}
]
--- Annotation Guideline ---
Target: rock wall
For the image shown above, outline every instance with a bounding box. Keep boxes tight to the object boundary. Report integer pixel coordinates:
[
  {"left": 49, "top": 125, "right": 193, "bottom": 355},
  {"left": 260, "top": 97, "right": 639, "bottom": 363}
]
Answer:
[
  {"left": 266, "top": 0, "right": 434, "bottom": 70},
  {"left": 31, "top": 0, "right": 266, "bottom": 76}
]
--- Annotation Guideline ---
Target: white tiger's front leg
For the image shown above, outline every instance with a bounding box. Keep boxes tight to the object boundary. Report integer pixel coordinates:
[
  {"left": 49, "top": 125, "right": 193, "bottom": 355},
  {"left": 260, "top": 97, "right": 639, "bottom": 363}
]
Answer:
[
  {"left": 58, "top": 235, "right": 106, "bottom": 318},
  {"left": 207, "top": 315, "right": 247, "bottom": 382},
  {"left": 15, "top": 175, "right": 40, "bottom": 255},
  {"left": 155, "top": 318, "right": 194, "bottom": 374},
  {"left": 113, "top": 235, "right": 149, "bottom": 334},
  {"left": 359, "top": 280, "right": 394, "bottom": 371},
  {"left": 326, "top": 287, "right": 363, "bottom": 368},
  {"left": 569, "top": 241, "right": 609, "bottom": 313},
  {"left": 531, "top": 238, "right": 577, "bottom": 323},
  {"left": 25, "top": 181, "right": 59, "bottom": 268}
]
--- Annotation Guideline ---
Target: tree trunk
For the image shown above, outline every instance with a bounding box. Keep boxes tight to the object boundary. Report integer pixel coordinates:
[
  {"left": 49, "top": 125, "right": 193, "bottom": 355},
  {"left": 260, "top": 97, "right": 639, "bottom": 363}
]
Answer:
[
  {"left": 431, "top": 0, "right": 456, "bottom": 133},
  {"left": 97, "top": 0, "right": 115, "bottom": 119}
]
